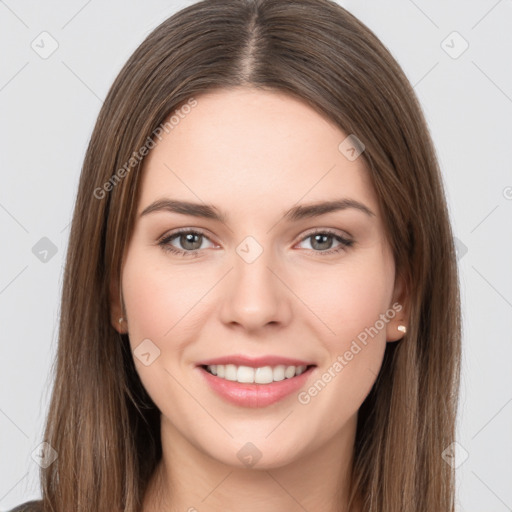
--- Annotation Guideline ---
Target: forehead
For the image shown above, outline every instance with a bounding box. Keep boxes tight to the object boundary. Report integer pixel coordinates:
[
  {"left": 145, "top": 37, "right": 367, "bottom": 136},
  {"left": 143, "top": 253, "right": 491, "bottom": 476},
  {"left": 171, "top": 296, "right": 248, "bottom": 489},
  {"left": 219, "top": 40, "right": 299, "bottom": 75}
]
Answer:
[{"left": 137, "top": 87, "right": 378, "bottom": 221}]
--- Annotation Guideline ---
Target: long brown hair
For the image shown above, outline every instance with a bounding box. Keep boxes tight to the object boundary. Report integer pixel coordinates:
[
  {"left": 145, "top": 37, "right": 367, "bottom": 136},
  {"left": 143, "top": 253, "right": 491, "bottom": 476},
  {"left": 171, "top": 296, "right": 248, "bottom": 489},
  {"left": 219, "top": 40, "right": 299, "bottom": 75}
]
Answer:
[{"left": 38, "top": 0, "right": 461, "bottom": 510}]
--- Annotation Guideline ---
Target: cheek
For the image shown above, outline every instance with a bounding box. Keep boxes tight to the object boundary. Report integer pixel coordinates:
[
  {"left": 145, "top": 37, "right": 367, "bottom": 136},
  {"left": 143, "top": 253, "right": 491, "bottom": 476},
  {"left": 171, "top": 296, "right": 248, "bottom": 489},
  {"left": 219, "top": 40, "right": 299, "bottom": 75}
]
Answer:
[
  {"left": 299, "top": 251, "right": 394, "bottom": 345},
  {"left": 120, "top": 249, "right": 205, "bottom": 409},
  {"left": 122, "top": 248, "right": 211, "bottom": 344},
  {"left": 305, "top": 253, "right": 393, "bottom": 406},
  {"left": 296, "top": 250, "right": 394, "bottom": 405}
]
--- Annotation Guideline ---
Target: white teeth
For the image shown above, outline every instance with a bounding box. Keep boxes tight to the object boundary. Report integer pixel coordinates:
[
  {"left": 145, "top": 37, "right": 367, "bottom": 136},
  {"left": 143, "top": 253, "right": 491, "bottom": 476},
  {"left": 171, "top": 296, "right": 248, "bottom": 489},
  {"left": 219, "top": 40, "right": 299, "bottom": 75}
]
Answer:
[
  {"left": 296, "top": 365, "right": 307, "bottom": 376},
  {"left": 284, "top": 366, "right": 296, "bottom": 379},
  {"left": 273, "top": 365, "right": 285, "bottom": 381},
  {"left": 238, "top": 365, "right": 256, "bottom": 383},
  {"left": 255, "top": 366, "right": 273, "bottom": 384},
  {"left": 225, "top": 364, "right": 237, "bottom": 381},
  {"left": 205, "top": 364, "right": 309, "bottom": 383}
]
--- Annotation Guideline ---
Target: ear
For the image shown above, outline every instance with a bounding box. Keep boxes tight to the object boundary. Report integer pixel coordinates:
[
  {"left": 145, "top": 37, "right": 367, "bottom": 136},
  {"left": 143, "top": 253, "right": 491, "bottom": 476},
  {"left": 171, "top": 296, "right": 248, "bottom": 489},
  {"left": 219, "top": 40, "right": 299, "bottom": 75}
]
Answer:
[
  {"left": 109, "top": 274, "right": 128, "bottom": 334},
  {"left": 386, "top": 271, "right": 409, "bottom": 343}
]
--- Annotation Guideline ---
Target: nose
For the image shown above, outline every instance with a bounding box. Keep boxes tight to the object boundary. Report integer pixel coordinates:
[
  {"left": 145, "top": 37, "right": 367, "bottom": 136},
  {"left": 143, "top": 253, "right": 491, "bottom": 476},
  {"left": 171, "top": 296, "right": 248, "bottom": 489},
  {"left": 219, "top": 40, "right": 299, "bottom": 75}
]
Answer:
[{"left": 219, "top": 244, "right": 292, "bottom": 333}]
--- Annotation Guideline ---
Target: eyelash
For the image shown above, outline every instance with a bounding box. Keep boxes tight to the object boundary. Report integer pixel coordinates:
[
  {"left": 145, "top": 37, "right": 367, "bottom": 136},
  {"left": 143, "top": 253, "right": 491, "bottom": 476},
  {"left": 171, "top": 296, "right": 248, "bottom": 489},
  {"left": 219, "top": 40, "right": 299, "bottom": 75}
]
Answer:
[{"left": 157, "top": 228, "right": 354, "bottom": 258}]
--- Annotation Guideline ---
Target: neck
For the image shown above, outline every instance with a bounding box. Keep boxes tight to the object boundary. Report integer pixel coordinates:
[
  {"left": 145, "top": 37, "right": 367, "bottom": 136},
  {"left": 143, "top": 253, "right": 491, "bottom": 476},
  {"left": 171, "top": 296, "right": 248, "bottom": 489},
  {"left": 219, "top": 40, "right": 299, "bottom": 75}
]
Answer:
[{"left": 142, "top": 413, "right": 361, "bottom": 512}]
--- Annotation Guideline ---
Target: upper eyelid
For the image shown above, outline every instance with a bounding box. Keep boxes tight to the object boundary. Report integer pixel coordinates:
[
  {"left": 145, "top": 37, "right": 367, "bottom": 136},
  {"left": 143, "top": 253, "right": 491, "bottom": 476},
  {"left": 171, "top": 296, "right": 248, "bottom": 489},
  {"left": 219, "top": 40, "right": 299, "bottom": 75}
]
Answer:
[
  {"left": 299, "top": 226, "right": 353, "bottom": 240},
  {"left": 160, "top": 227, "right": 352, "bottom": 247},
  {"left": 159, "top": 228, "right": 217, "bottom": 248}
]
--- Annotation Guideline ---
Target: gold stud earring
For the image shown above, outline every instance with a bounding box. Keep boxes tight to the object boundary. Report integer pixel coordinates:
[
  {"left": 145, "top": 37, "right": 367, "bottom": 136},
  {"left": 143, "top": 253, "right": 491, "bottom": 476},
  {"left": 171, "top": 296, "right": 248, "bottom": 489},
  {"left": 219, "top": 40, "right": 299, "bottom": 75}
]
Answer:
[{"left": 397, "top": 324, "right": 407, "bottom": 334}]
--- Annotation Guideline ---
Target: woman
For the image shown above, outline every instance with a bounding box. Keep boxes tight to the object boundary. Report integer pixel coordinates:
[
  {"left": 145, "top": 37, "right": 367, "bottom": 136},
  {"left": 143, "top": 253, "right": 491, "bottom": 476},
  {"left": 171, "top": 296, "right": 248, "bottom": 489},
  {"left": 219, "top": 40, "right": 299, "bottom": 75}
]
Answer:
[{"left": 10, "top": 0, "right": 461, "bottom": 510}]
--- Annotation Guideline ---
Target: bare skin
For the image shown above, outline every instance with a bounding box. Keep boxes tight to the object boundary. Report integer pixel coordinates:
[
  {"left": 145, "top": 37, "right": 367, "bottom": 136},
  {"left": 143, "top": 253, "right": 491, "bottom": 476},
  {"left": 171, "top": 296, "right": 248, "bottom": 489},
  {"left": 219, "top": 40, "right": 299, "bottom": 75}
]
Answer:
[{"left": 110, "top": 86, "right": 407, "bottom": 512}]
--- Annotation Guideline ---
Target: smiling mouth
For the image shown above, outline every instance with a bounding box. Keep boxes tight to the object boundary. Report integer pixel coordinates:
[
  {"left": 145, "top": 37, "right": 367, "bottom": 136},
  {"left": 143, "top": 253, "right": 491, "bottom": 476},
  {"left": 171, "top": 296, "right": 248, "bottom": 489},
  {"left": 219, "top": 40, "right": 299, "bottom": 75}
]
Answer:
[{"left": 200, "top": 364, "right": 316, "bottom": 384}]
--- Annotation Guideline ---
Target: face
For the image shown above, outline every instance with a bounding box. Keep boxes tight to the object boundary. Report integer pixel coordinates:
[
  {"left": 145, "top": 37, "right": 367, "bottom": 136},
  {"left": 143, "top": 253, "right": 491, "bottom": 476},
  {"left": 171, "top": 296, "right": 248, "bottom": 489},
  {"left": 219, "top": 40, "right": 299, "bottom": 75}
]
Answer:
[{"left": 111, "top": 86, "right": 406, "bottom": 469}]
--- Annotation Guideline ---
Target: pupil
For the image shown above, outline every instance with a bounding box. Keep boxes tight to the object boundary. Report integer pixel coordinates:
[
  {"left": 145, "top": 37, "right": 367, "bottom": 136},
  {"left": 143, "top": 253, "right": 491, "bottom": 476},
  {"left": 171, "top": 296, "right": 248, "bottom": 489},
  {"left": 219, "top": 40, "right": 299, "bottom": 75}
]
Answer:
[
  {"left": 179, "top": 233, "right": 334, "bottom": 251},
  {"left": 313, "top": 234, "right": 331, "bottom": 250},
  {"left": 183, "top": 233, "right": 201, "bottom": 250}
]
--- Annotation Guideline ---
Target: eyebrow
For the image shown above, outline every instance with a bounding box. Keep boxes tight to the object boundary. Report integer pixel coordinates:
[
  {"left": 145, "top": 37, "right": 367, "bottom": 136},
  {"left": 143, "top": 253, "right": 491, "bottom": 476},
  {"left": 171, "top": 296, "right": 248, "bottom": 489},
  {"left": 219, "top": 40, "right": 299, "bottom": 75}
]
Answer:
[{"left": 139, "top": 198, "right": 375, "bottom": 222}]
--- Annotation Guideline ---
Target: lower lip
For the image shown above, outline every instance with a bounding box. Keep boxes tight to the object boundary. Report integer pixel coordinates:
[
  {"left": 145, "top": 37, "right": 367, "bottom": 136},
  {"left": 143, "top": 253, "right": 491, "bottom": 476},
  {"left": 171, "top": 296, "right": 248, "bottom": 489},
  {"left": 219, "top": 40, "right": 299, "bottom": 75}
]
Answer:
[{"left": 197, "top": 365, "right": 316, "bottom": 408}]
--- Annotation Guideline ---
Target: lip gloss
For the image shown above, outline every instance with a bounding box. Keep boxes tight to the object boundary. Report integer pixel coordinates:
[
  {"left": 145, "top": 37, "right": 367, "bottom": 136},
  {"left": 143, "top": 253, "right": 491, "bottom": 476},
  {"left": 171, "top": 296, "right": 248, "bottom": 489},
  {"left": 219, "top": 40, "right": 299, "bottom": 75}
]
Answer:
[{"left": 196, "top": 365, "right": 315, "bottom": 408}]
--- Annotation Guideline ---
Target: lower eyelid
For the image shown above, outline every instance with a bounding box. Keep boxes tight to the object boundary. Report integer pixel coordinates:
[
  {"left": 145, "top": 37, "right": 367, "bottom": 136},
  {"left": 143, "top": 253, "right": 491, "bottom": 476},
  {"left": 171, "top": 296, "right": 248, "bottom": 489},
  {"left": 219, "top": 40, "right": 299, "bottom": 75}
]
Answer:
[
  {"left": 160, "top": 231, "right": 214, "bottom": 251},
  {"left": 158, "top": 229, "right": 353, "bottom": 255},
  {"left": 296, "top": 233, "right": 353, "bottom": 252}
]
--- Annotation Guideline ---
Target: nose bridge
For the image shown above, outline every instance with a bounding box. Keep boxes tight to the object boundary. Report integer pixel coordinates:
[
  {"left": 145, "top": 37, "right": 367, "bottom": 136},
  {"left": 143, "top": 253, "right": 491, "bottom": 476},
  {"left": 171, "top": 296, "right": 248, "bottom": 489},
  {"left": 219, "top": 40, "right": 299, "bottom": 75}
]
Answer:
[{"left": 219, "top": 235, "right": 290, "bottom": 330}]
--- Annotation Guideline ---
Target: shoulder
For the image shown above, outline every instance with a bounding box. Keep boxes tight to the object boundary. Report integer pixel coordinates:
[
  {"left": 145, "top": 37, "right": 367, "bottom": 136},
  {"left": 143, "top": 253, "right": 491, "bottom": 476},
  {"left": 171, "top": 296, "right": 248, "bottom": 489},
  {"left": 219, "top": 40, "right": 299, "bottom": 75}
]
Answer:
[{"left": 6, "top": 500, "right": 43, "bottom": 512}]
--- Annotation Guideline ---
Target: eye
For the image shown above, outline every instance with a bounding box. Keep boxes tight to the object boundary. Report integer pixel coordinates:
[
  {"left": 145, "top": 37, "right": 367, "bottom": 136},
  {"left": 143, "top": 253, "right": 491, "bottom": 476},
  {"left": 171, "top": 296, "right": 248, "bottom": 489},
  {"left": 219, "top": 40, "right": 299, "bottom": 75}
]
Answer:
[
  {"left": 157, "top": 228, "right": 354, "bottom": 258},
  {"left": 296, "top": 229, "right": 354, "bottom": 256},
  {"left": 158, "top": 228, "right": 215, "bottom": 257}
]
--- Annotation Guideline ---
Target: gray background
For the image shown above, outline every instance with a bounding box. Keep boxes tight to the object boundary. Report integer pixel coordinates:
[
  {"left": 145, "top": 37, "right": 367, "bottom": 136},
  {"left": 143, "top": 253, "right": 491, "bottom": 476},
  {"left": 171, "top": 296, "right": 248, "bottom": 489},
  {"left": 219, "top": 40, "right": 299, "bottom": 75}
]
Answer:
[{"left": 1, "top": 0, "right": 511, "bottom": 510}]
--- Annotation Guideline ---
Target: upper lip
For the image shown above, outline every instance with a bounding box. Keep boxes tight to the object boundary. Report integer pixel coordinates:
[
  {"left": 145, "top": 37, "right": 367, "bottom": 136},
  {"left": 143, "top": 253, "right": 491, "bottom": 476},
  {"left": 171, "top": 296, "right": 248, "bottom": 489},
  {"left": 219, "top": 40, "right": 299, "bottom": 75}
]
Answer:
[{"left": 196, "top": 354, "right": 316, "bottom": 368}]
